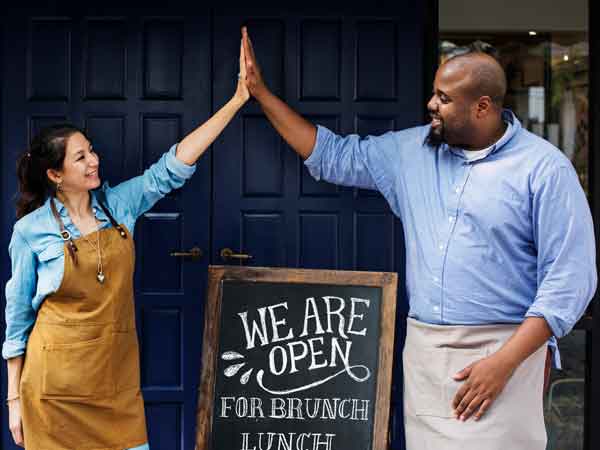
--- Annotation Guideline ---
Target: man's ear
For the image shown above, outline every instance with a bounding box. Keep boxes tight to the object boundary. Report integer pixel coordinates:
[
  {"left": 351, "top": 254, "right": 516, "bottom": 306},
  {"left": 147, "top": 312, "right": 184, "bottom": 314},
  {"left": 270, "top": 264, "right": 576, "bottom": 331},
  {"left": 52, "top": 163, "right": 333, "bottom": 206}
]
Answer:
[
  {"left": 476, "top": 96, "right": 493, "bottom": 118},
  {"left": 46, "top": 168, "right": 62, "bottom": 185}
]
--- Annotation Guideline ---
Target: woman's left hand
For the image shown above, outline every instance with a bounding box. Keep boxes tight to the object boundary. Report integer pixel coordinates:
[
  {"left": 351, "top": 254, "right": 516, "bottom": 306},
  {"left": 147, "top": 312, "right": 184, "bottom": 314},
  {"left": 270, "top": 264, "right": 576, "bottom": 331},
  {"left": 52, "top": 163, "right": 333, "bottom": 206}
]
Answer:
[{"left": 234, "top": 38, "right": 250, "bottom": 104}]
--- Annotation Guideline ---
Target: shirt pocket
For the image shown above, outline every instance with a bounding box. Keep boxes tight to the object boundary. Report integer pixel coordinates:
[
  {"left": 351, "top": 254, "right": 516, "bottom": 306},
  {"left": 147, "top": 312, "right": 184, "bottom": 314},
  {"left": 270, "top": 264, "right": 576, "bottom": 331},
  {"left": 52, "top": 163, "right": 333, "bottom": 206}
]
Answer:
[
  {"left": 404, "top": 346, "right": 488, "bottom": 418},
  {"left": 41, "top": 334, "right": 114, "bottom": 399},
  {"left": 37, "top": 243, "right": 64, "bottom": 263}
]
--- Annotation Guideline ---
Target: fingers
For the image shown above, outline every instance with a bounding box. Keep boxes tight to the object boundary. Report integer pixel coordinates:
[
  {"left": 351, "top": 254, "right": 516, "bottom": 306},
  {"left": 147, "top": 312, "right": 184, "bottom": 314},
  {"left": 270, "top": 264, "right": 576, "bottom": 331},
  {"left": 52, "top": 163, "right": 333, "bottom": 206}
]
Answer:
[
  {"left": 247, "top": 36, "right": 257, "bottom": 61},
  {"left": 242, "top": 28, "right": 254, "bottom": 69},
  {"left": 10, "top": 424, "right": 24, "bottom": 447},
  {"left": 459, "top": 394, "right": 484, "bottom": 421},
  {"left": 474, "top": 398, "right": 492, "bottom": 421},
  {"left": 239, "top": 39, "right": 247, "bottom": 78},
  {"left": 452, "top": 382, "right": 469, "bottom": 409},
  {"left": 453, "top": 364, "right": 473, "bottom": 381},
  {"left": 454, "top": 388, "right": 477, "bottom": 419}
]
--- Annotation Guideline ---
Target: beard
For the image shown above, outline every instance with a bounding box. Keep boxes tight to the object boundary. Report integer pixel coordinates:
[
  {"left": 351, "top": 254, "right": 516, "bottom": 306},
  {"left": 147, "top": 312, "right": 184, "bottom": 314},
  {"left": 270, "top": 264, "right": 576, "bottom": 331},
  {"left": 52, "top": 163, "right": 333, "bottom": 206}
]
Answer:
[{"left": 426, "top": 120, "right": 445, "bottom": 146}]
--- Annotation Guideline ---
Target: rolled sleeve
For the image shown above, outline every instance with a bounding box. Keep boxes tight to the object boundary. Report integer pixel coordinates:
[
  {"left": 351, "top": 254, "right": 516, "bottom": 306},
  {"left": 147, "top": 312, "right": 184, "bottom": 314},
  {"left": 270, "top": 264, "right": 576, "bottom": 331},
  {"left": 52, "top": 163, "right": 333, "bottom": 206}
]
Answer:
[
  {"left": 107, "top": 143, "right": 197, "bottom": 220},
  {"left": 303, "top": 124, "right": 395, "bottom": 193},
  {"left": 303, "top": 125, "right": 329, "bottom": 181},
  {"left": 166, "top": 143, "right": 197, "bottom": 180},
  {"left": 3, "top": 228, "right": 37, "bottom": 360},
  {"left": 526, "top": 165, "right": 597, "bottom": 340}
]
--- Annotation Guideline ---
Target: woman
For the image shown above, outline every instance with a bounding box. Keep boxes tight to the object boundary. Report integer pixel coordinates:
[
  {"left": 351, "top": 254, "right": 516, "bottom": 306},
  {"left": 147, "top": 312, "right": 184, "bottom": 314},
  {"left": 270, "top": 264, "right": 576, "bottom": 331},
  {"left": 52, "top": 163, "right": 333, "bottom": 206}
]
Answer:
[{"left": 4, "top": 41, "right": 249, "bottom": 449}]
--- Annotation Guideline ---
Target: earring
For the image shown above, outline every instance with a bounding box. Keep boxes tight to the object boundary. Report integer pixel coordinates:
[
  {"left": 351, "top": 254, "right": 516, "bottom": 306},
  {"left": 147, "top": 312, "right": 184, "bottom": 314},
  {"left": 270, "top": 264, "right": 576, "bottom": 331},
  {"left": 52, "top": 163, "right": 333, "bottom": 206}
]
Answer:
[{"left": 56, "top": 181, "right": 62, "bottom": 192}]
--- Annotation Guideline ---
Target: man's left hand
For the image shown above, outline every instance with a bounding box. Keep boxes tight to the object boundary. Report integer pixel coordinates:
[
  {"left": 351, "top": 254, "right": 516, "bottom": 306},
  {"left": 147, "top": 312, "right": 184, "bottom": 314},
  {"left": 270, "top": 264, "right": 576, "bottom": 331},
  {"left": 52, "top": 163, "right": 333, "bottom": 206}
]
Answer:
[{"left": 451, "top": 352, "right": 516, "bottom": 422}]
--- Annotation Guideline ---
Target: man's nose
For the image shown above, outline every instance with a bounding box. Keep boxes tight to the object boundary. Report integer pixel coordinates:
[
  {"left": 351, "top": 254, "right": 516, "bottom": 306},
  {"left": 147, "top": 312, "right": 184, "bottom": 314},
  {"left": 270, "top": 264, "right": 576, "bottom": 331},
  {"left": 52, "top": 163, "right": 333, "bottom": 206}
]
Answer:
[{"left": 427, "top": 96, "right": 437, "bottom": 113}]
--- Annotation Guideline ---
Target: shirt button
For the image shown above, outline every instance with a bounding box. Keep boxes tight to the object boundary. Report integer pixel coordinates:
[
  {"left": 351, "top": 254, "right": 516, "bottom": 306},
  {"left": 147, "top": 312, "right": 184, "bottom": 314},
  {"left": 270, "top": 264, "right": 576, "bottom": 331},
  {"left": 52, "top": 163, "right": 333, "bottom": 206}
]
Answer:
[
  {"left": 455, "top": 187, "right": 460, "bottom": 193},
  {"left": 433, "top": 276, "right": 439, "bottom": 282},
  {"left": 433, "top": 306, "right": 440, "bottom": 312},
  {"left": 439, "top": 244, "right": 445, "bottom": 251},
  {"left": 449, "top": 216, "right": 454, "bottom": 223}
]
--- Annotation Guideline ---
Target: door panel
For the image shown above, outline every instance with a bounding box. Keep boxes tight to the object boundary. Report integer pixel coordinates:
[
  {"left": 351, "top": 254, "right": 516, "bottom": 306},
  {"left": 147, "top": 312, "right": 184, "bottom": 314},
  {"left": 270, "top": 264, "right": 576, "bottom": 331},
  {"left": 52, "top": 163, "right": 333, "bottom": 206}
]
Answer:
[
  {"left": 2, "top": 4, "right": 430, "bottom": 450},
  {"left": 212, "top": 6, "right": 426, "bottom": 449},
  {"left": 1, "top": 7, "right": 211, "bottom": 450}
]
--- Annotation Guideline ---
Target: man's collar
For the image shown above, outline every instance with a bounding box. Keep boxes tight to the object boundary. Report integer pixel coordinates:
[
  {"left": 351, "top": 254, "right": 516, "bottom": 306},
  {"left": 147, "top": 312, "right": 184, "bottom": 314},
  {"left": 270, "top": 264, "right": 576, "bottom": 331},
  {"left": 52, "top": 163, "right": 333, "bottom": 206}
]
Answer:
[{"left": 423, "top": 109, "right": 520, "bottom": 158}]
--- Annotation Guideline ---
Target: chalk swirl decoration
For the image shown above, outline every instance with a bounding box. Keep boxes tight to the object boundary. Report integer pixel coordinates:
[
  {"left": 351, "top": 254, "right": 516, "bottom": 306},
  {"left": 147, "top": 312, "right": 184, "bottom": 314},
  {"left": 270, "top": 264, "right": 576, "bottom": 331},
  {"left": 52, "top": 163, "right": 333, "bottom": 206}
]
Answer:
[{"left": 220, "top": 350, "right": 371, "bottom": 395}]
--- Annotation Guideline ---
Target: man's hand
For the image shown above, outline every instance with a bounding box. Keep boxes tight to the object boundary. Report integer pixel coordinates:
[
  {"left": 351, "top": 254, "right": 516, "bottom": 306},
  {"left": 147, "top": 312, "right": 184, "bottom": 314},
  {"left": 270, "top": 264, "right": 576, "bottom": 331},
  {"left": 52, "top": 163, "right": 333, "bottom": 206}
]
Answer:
[
  {"left": 451, "top": 352, "right": 515, "bottom": 422},
  {"left": 241, "top": 26, "right": 268, "bottom": 99}
]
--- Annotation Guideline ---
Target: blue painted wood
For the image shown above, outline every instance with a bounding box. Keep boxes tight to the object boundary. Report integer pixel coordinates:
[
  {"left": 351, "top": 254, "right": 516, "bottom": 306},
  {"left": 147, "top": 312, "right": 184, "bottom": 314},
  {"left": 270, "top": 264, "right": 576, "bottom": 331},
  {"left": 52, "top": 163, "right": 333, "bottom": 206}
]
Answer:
[
  {"left": 1, "top": 6, "right": 211, "bottom": 450},
  {"left": 2, "top": 4, "right": 429, "bottom": 450},
  {"left": 212, "top": 6, "right": 426, "bottom": 450}
]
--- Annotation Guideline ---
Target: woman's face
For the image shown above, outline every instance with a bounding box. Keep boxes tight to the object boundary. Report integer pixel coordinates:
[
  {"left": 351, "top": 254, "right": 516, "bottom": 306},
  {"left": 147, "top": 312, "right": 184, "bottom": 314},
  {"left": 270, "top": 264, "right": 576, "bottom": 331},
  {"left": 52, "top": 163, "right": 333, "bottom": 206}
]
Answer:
[{"left": 51, "top": 132, "right": 101, "bottom": 194}]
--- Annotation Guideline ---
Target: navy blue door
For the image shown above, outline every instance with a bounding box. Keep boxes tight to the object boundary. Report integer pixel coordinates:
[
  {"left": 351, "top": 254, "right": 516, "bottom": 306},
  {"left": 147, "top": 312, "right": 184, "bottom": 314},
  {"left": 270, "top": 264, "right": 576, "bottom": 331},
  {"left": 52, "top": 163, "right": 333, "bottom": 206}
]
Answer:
[
  {"left": 1, "top": 4, "right": 432, "bottom": 450},
  {"left": 0, "top": 6, "right": 212, "bottom": 449},
  {"left": 212, "top": 7, "right": 428, "bottom": 449}
]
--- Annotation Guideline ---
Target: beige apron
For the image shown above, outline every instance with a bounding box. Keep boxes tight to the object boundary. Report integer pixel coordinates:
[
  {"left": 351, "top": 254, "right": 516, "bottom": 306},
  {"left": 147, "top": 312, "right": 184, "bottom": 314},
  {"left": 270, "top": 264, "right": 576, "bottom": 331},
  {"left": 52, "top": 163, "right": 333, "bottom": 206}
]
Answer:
[
  {"left": 403, "top": 317, "right": 547, "bottom": 450},
  {"left": 20, "top": 213, "right": 148, "bottom": 450}
]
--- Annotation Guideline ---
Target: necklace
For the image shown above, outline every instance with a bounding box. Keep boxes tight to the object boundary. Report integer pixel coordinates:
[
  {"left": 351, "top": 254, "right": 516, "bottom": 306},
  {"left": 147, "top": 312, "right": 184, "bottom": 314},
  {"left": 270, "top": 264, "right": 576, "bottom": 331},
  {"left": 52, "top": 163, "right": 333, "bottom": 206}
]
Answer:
[{"left": 81, "top": 225, "right": 105, "bottom": 284}]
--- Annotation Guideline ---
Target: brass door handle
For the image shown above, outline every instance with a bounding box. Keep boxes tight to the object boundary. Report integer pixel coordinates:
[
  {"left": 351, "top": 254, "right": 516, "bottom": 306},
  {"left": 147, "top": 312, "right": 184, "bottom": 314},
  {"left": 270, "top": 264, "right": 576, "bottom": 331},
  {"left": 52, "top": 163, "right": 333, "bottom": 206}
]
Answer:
[
  {"left": 220, "top": 248, "right": 253, "bottom": 261},
  {"left": 170, "top": 246, "right": 203, "bottom": 260}
]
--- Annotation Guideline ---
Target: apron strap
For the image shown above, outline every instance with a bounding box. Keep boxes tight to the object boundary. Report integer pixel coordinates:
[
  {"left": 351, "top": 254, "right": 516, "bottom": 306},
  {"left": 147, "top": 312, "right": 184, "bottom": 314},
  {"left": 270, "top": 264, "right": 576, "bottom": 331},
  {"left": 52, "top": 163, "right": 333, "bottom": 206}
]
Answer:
[
  {"left": 50, "top": 197, "right": 79, "bottom": 265},
  {"left": 49, "top": 192, "right": 129, "bottom": 265},
  {"left": 95, "top": 199, "right": 127, "bottom": 239}
]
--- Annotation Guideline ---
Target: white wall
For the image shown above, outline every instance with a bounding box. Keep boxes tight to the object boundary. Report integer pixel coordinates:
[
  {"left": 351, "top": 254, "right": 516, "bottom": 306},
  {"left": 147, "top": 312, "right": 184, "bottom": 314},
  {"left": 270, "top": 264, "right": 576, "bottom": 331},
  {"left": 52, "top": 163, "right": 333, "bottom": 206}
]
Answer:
[{"left": 439, "top": 0, "right": 587, "bottom": 32}]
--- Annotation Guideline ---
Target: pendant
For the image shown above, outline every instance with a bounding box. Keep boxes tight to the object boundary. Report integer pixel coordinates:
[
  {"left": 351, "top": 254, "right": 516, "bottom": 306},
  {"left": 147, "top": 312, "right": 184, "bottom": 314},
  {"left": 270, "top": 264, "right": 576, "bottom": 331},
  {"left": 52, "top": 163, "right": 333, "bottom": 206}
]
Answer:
[{"left": 97, "top": 272, "right": 105, "bottom": 284}]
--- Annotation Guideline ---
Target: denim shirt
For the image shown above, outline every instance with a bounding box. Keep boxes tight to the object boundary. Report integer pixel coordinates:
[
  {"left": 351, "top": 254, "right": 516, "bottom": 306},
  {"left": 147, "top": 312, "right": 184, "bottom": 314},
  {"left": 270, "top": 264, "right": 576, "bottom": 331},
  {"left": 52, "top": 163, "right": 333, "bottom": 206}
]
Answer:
[
  {"left": 3, "top": 144, "right": 196, "bottom": 359},
  {"left": 305, "top": 110, "right": 597, "bottom": 367}
]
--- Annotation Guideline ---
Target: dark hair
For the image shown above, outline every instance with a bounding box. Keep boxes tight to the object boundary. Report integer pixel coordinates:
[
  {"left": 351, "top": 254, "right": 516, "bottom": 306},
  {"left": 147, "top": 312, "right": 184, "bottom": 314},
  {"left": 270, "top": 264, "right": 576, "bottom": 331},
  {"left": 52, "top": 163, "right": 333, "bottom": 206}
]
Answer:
[{"left": 15, "top": 123, "right": 84, "bottom": 219}]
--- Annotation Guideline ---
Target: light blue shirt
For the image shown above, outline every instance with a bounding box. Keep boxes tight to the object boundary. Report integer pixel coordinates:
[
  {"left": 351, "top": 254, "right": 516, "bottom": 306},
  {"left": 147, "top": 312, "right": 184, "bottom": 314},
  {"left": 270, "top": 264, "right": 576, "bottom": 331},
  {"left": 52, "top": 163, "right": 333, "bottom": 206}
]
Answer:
[
  {"left": 304, "top": 110, "right": 597, "bottom": 367},
  {"left": 3, "top": 144, "right": 196, "bottom": 360}
]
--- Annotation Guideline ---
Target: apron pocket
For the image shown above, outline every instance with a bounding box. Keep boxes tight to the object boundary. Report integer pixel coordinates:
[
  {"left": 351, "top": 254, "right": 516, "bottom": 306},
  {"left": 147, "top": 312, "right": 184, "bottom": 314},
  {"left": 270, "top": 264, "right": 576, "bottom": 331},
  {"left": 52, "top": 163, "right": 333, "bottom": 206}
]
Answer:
[
  {"left": 442, "top": 347, "right": 488, "bottom": 418},
  {"left": 405, "top": 346, "right": 487, "bottom": 418},
  {"left": 41, "top": 335, "right": 114, "bottom": 399},
  {"left": 113, "top": 331, "right": 141, "bottom": 393}
]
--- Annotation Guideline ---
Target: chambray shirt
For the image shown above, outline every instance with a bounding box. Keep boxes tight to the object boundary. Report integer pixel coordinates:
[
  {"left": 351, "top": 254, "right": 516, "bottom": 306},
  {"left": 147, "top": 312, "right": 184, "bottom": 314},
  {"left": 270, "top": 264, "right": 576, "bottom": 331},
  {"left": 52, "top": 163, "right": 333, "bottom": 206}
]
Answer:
[
  {"left": 3, "top": 145, "right": 196, "bottom": 360},
  {"left": 305, "top": 110, "right": 597, "bottom": 367}
]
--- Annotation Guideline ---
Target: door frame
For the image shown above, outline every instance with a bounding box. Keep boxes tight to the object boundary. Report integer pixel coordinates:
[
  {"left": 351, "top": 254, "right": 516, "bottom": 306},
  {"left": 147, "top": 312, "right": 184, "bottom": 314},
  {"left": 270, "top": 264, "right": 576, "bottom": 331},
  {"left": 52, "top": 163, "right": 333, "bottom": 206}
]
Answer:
[{"left": 588, "top": 1, "right": 600, "bottom": 449}]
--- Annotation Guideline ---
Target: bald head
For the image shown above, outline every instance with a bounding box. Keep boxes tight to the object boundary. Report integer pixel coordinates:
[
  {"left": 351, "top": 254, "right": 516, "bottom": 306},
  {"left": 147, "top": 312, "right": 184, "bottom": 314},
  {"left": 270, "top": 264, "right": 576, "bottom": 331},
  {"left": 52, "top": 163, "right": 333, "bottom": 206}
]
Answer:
[{"left": 440, "top": 52, "right": 507, "bottom": 108}]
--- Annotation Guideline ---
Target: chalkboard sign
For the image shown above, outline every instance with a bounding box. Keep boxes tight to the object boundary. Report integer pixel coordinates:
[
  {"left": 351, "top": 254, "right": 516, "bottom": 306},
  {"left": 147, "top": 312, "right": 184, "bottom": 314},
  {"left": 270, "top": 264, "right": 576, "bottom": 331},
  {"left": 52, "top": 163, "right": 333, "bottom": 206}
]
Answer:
[{"left": 196, "top": 266, "right": 397, "bottom": 450}]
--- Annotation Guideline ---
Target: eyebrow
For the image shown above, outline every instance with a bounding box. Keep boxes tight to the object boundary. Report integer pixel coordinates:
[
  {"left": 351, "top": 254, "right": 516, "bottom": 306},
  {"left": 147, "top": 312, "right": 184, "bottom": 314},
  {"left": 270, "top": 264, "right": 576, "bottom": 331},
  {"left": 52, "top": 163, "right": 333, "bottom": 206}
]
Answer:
[{"left": 73, "top": 143, "right": 92, "bottom": 157}]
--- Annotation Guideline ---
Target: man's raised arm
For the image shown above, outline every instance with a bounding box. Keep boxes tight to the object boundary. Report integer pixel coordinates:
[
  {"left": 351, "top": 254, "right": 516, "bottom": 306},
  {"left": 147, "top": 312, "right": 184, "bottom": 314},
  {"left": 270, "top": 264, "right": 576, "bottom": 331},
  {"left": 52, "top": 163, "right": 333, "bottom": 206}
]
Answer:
[{"left": 242, "top": 26, "right": 316, "bottom": 160}]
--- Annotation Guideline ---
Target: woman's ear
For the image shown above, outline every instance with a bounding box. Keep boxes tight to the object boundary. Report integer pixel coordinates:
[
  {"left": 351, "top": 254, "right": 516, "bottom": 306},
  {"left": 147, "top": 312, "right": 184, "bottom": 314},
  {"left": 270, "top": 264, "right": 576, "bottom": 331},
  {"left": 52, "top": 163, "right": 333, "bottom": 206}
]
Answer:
[{"left": 46, "top": 168, "right": 62, "bottom": 185}]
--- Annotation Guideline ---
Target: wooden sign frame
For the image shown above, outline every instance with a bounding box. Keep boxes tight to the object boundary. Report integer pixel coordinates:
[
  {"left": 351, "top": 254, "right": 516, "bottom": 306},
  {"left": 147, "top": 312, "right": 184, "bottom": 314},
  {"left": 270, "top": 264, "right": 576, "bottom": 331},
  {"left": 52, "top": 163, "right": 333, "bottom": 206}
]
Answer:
[{"left": 195, "top": 265, "right": 398, "bottom": 450}]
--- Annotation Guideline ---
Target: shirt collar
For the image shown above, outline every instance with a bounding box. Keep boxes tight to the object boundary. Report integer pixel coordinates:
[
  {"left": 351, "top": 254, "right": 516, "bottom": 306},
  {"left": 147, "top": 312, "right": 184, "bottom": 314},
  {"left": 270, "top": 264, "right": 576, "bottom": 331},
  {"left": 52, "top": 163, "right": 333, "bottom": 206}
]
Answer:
[
  {"left": 47, "top": 191, "right": 105, "bottom": 220},
  {"left": 424, "top": 109, "right": 521, "bottom": 162}
]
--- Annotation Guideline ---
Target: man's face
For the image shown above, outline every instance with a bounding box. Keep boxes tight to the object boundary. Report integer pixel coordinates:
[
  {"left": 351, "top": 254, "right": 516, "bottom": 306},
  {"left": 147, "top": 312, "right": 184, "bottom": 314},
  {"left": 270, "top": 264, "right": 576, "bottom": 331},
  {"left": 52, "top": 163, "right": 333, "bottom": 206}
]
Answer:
[{"left": 426, "top": 65, "right": 475, "bottom": 147}]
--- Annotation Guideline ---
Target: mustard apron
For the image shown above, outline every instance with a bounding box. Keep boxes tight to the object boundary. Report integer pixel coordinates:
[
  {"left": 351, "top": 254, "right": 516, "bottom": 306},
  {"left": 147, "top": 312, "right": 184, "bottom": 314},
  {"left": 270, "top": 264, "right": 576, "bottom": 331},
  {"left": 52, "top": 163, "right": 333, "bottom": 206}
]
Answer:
[{"left": 19, "top": 199, "right": 148, "bottom": 450}]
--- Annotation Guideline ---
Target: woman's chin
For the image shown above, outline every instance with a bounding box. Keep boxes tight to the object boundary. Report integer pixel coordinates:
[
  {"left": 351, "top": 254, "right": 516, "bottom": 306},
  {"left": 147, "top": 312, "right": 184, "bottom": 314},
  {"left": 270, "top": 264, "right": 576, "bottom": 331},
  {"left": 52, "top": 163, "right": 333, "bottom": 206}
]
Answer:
[{"left": 88, "top": 178, "right": 102, "bottom": 190}]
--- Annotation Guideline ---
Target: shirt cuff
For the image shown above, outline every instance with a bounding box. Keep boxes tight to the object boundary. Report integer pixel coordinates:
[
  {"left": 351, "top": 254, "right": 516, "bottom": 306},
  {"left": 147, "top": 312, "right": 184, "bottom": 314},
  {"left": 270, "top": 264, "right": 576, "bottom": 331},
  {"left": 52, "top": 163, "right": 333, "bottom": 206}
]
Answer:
[
  {"left": 166, "top": 143, "right": 197, "bottom": 180},
  {"left": 547, "top": 337, "right": 562, "bottom": 369},
  {"left": 2, "top": 339, "right": 27, "bottom": 360},
  {"left": 525, "top": 305, "right": 571, "bottom": 339},
  {"left": 525, "top": 308, "right": 565, "bottom": 369},
  {"left": 303, "top": 125, "right": 330, "bottom": 181}
]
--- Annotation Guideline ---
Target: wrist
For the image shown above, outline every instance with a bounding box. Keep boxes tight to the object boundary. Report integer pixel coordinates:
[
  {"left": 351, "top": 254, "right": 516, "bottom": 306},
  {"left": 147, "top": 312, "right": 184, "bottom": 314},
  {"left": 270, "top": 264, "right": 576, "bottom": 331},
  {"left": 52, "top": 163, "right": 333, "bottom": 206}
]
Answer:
[
  {"left": 493, "top": 347, "right": 522, "bottom": 373},
  {"left": 230, "top": 95, "right": 246, "bottom": 109},
  {"left": 253, "top": 84, "right": 271, "bottom": 102}
]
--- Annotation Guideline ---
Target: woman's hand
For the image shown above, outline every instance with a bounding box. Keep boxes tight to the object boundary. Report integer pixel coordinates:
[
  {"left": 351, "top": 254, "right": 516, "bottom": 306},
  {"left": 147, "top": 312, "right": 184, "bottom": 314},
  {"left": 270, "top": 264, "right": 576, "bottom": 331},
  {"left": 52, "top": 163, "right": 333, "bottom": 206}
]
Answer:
[
  {"left": 234, "top": 38, "right": 250, "bottom": 104},
  {"left": 8, "top": 399, "right": 24, "bottom": 447}
]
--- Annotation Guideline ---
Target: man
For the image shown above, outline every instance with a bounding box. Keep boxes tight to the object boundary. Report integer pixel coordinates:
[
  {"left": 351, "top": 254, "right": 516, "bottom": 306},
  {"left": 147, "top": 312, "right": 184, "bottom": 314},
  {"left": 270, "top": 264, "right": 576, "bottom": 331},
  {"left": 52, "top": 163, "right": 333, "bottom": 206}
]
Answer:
[{"left": 240, "top": 27, "right": 596, "bottom": 449}]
